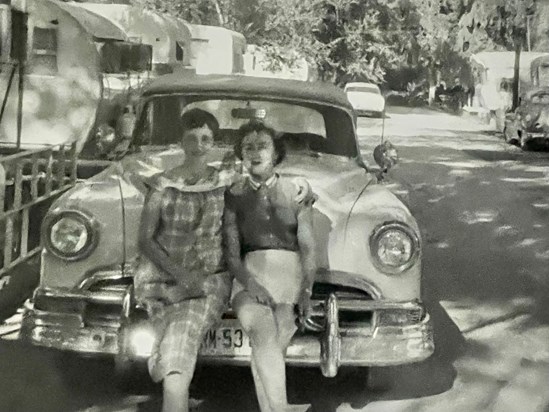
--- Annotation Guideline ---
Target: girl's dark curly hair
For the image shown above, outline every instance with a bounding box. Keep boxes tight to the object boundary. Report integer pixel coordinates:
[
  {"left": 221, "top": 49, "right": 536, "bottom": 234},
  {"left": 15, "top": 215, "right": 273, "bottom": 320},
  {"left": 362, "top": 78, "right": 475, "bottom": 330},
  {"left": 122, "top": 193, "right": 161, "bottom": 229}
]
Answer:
[
  {"left": 234, "top": 120, "right": 286, "bottom": 166},
  {"left": 180, "top": 108, "right": 219, "bottom": 135}
]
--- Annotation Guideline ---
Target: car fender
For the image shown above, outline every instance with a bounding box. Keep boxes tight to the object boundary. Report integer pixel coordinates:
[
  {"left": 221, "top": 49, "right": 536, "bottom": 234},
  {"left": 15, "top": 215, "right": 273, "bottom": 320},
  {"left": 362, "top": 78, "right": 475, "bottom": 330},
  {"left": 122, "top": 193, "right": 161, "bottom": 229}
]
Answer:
[
  {"left": 40, "top": 176, "right": 125, "bottom": 289},
  {"left": 328, "top": 184, "right": 422, "bottom": 301}
]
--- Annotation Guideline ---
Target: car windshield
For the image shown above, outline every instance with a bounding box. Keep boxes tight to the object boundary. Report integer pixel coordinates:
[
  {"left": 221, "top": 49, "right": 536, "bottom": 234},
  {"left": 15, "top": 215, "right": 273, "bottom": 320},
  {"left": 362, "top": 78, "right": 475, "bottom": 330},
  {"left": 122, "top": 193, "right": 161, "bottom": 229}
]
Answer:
[
  {"left": 134, "top": 96, "right": 358, "bottom": 158},
  {"left": 346, "top": 85, "right": 380, "bottom": 94}
]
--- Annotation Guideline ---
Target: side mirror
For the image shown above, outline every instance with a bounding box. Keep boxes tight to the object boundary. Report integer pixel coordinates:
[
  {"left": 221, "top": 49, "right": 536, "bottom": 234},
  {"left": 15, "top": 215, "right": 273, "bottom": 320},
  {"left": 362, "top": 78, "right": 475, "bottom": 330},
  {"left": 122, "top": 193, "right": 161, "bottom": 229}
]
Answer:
[{"left": 373, "top": 141, "right": 399, "bottom": 178}]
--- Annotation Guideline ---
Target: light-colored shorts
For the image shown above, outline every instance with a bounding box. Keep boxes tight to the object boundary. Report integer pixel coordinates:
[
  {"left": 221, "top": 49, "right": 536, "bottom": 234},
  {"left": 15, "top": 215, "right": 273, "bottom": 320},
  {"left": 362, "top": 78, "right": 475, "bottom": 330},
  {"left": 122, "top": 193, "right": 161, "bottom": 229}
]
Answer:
[{"left": 231, "top": 249, "right": 303, "bottom": 305}]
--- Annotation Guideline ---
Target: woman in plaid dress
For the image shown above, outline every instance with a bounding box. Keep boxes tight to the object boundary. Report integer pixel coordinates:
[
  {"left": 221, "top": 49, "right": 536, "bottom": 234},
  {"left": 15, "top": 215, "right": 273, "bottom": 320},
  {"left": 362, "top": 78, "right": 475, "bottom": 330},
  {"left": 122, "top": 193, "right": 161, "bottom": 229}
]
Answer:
[{"left": 135, "top": 108, "right": 232, "bottom": 412}]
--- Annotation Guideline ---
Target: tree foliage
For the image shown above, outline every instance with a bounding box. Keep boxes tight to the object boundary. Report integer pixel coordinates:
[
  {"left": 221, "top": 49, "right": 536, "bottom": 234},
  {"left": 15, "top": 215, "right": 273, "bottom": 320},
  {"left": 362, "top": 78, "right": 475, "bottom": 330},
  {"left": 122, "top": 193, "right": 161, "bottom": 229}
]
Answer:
[{"left": 129, "top": 0, "right": 545, "bottom": 89}]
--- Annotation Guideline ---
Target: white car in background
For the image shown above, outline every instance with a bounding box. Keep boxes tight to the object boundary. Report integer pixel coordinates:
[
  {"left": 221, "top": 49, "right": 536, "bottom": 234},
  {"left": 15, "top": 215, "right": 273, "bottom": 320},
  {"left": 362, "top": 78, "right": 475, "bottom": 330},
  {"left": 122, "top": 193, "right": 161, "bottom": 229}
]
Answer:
[{"left": 344, "top": 82, "right": 385, "bottom": 117}]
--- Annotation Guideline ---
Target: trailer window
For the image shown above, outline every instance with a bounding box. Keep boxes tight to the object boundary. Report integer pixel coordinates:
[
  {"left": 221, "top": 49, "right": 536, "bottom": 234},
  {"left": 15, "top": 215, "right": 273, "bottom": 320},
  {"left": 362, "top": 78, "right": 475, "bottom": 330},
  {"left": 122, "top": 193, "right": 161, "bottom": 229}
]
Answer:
[{"left": 29, "top": 27, "right": 57, "bottom": 74}]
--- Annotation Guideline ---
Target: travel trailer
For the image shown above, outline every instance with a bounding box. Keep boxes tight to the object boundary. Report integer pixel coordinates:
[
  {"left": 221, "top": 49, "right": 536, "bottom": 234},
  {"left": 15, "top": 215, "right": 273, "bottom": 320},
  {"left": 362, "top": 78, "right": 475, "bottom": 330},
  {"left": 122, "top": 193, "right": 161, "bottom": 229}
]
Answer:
[
  {"left": 0, "top": 0, "right": 152, "bottom": 154},
  {"left": 74, "top": 3, "right": 193, "bottom": 75},
  {"left": 189, "top": 24, "right": 246, "bottom": 75}
]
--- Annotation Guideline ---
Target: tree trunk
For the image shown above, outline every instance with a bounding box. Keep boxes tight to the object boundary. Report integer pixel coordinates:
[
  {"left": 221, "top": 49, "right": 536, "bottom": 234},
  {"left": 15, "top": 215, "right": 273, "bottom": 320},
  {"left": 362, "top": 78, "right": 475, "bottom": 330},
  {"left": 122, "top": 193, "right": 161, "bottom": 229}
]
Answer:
[
  {"left": 212, "top": 0, "right": 225, "bottom": 26},
  {"left": 512, "top": 40, "right": 521, "bottom": 111}
]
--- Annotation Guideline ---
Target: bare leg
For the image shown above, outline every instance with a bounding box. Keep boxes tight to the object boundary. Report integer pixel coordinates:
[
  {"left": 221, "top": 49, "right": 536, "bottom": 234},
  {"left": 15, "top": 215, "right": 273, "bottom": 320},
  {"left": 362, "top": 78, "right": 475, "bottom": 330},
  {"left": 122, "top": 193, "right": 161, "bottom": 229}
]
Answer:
[
  {"left": 274, "top": 304, "right": 298, "bottom": 351},
  {"left": 233, "top": 292, "right": 289, "bottom": 412},
  {"left": 251, "top": 357, "right": 273, "bottom": 412},
  {"left": 162, "top": 372, "right": 192, "bottom": 412}
]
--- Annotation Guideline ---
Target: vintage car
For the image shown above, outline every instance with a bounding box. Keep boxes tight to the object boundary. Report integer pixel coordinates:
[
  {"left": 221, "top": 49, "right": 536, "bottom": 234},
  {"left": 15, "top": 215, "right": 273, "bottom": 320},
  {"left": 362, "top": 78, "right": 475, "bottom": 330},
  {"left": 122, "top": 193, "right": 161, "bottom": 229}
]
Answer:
[
  {"left": 503, "top": 88, "right": 549, "bottom": 150},
  {"left": 20, "top": 73, "right": 434, "bottom": 378},
  {"left": 344, "top": 82, "right": 386, "bottom": 118}
]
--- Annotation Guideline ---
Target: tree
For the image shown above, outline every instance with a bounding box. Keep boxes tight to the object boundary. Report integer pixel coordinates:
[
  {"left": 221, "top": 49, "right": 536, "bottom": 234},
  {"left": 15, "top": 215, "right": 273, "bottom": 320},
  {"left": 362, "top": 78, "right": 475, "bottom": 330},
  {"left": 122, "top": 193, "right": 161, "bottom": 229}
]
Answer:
[{"left": 457, "top": 0, "right": 536, "bottom": 109}]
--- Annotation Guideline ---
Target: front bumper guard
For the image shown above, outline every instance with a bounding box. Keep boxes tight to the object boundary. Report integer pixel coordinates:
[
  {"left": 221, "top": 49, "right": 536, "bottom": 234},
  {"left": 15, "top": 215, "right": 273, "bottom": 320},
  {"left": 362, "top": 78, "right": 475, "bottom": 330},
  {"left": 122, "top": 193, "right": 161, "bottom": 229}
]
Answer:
[{"left": 21, "top": 288, "right": 434, "bottom": 377}]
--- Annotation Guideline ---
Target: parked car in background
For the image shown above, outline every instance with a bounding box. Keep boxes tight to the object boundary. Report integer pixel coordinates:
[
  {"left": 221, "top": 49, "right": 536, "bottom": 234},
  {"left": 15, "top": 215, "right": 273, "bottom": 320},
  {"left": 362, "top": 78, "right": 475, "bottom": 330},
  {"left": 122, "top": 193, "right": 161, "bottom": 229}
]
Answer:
[
  {"left": 503, "top": 88, "right": 549, "bottom": 150},
  {"left": 20, "top": 73, "right": 433, "bottom": 379},
  {"left": 344, "top": 82, "right": 386, "bottom": 117}
]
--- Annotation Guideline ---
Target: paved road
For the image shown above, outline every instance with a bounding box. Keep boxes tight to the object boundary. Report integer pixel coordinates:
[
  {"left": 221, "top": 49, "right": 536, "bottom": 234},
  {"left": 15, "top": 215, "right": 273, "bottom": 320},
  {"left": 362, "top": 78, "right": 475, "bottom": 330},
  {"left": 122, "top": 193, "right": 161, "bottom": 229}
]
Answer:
[
  {"left": 2, "top": 107, "right": 548, "bottom": 412},
  {"left": 353, "top": 107, "right": 549, "bottom": 412}
]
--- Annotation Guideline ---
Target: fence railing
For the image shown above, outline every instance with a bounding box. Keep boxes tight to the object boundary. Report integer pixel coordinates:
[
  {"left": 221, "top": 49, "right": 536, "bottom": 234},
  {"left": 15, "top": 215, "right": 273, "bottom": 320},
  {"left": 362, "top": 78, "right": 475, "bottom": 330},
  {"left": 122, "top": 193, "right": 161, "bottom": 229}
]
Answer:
[{"left": 0, "top": 142, "right": 78, "bottom": 279}]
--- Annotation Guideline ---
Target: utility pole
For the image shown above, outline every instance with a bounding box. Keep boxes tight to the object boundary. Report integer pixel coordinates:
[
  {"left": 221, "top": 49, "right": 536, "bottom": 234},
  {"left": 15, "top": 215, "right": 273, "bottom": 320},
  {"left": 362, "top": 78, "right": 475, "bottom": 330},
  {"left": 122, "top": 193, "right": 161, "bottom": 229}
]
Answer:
[
  {"left": 511, "top": 28, "right": 525, "bottom": 112},
  {"left": 526, "top": 15, "right": 532, "bottom": 52}
]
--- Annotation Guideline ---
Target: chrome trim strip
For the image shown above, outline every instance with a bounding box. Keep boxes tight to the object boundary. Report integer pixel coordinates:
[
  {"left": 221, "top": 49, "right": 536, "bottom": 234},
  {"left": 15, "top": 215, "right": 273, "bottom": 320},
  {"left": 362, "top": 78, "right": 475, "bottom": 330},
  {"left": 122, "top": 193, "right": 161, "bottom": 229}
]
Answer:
[
  {"left": 310, "top": 298, "right": 423, "bottom": 315},
  {"left": 35, "top": 288, "right": 126, "bottom": 305}
]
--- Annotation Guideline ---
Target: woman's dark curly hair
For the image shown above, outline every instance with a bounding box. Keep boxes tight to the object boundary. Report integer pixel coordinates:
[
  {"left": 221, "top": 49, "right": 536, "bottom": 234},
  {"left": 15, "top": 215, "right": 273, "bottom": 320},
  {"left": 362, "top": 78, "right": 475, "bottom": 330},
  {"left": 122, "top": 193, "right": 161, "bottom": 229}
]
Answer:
[
  {"left": 234, "top": 120, "right": 286, "bottom": 166},
  {"left": 180, "top": 108, "right": 219, "bottom": 135}
]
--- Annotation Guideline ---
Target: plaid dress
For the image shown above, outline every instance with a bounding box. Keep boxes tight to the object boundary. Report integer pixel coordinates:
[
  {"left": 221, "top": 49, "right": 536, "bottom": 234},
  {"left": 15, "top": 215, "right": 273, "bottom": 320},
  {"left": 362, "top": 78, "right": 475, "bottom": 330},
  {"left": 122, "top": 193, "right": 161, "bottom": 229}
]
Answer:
[{"left": 136, "top": 168, "right": 232, "bottom": 383}]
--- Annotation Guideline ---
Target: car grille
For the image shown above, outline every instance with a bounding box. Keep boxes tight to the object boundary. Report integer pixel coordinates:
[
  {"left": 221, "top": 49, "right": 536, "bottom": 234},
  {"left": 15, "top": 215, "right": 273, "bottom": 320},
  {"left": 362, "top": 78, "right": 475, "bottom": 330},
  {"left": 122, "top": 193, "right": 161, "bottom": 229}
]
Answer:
[{"left": 33, "top": 278, "right": 132, "bottom": 329}]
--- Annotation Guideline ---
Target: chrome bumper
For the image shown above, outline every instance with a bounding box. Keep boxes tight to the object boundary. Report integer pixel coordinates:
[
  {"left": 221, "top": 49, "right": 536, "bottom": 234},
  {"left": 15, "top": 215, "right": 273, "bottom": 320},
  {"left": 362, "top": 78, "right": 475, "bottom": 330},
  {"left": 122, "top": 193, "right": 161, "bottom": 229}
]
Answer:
[
  {"left": 21, "top": 289, "right": 434, "bottom": 377},
  {"left": 525, "top": 132, "right": 548, "bottom": 140}
]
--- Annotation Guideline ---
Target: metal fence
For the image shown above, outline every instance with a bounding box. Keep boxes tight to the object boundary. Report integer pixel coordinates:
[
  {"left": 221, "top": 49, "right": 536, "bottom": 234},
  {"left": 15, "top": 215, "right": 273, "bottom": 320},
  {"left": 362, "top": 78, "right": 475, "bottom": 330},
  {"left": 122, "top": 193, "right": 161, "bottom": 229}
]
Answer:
[{"left": 0, "top": 143, "right": 77, "bottom": 279}]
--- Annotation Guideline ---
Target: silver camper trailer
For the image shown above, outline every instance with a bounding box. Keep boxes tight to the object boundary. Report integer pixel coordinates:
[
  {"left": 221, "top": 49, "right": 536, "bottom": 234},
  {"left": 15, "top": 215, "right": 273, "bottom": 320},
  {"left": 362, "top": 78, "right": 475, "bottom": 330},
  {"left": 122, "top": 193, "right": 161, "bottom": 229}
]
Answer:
[{"left": 0, "top": 0, "right": 153, "bottom": 156}]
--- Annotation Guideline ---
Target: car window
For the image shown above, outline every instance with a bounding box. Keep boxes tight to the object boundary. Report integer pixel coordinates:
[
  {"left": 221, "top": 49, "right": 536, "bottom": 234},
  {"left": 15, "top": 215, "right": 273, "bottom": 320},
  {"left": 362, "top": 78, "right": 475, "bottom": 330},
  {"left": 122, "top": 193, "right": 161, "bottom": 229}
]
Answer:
[
  {"left": 134, "top": 96, "right": 358, "bottom": 158},
  {"left": 345, "top": 85, "right": 380, "bottom": 94}
]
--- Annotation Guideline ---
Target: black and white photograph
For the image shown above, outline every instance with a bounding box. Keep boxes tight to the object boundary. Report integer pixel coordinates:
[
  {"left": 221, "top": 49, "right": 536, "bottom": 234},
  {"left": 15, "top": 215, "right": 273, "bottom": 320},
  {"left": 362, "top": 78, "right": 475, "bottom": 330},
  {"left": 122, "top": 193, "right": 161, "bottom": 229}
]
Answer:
[{"left": 1, "top": 0, "right": 549, "bottom": 411}]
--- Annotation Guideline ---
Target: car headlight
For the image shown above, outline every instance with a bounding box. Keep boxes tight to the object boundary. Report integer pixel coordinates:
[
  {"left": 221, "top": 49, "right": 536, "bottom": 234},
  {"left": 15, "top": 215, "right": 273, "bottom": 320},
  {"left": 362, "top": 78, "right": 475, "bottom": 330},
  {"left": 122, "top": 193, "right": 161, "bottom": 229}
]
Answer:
[
  {"left": 370, "top": 221, "right": 420, "bottom": 274},
  {"left": 43, "top": 211, "right": 99, "bottom": 260},
  {"left": 127, "top": 324, "right": 156, "bottom": 357}
]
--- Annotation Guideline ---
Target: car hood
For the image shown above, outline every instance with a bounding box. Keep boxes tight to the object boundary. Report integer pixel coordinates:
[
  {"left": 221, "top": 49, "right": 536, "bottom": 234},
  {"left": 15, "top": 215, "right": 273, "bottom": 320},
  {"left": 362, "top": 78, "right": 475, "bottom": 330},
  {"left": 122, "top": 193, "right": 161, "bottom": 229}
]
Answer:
[
  {"left": 115, "top": 149, "right": 376, "bottom": 261},
  {"left": 118, "top": 149, "right": 375, "bottom": 221},
  {"left": 277, "top": 153, "right": 375, "bottom": 217}
]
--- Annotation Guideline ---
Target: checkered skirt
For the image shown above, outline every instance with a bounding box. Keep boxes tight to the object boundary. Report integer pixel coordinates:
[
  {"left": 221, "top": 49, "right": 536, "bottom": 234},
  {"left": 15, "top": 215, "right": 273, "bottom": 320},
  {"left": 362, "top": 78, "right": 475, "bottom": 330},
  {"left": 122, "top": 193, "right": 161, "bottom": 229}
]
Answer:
[{"left": 147, "top": 271, "right": 232, "bottom": 382}]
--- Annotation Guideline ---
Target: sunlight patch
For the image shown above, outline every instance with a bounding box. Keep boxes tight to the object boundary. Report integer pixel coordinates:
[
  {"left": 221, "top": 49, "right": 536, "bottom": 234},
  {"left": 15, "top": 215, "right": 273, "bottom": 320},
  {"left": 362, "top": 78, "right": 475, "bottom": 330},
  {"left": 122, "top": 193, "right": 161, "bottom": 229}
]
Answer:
[
  {"left": 532, "top": 202, "right": 549, "bottom": 210},
  {"left": 514, "top": 238, "right": 543, "bottom": 248},
  {"left": 535, "top": 250, "right": 549, "bottom": 260},
  {"left": 436, "top": 161, "right": 487, "bottom": 169},
  {"left": 494, "top": 225, "right": 519, "bottom": 237},
  {"left": 460, "top": 210, "right": 499, "bottom": 224},
  {"left": 434, "top": 241, "right": 450, "bottom": 249},
  {"left": 449, "top": 169, "right": 472, "bottom": 176},
  {"left": 502, "top": 177, "right": 549, "bottom": 185},
  {"left": 428, "top": 196, "right": 445, "bottom": 203}
]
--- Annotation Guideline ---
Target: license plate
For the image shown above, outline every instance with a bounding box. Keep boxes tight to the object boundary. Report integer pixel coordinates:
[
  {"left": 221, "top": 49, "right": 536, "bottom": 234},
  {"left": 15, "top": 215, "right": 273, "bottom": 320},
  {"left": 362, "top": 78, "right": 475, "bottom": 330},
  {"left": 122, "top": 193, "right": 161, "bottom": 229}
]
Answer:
[{"left": 199, "top": 326, "right": 251, "bottom": 356}]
